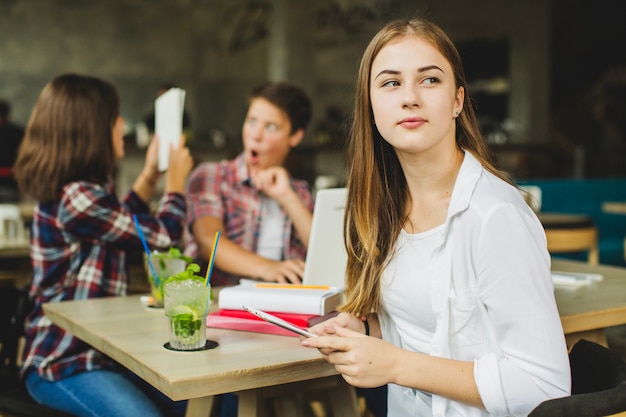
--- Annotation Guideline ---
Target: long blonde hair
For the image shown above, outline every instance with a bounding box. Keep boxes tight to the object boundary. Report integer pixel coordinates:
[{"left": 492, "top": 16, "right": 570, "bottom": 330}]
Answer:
[{"left": 342, "top": 18, "right": 510, "bottom": 316}]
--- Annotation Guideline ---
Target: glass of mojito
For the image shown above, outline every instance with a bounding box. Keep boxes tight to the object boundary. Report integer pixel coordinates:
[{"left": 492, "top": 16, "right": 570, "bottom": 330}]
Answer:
[
  {"left": 163, "top": 266, "right": 209, "bottom": 350},
  {"left": 145, "top": 249, "right": 188, "bottom": 308}
]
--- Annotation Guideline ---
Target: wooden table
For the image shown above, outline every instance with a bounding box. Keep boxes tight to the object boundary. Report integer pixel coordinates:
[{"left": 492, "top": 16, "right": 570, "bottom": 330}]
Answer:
[
  {"left": 42, "top": 259, "right": 626, "bottom": 415},
  {"left": 42, "top": 296, "right": 358, "bottom": 417},
  {"left": 0, "top": 234, "right": 29, "bottom": 259},
  {"left": 552, "top": 259, "right": 626, "bottom": 348},
  {"left": 602, "top": 201, "right": 626, "bottom": 215},
  {"left": 0, "top": 232, "right": 30, "bottom": 285}
]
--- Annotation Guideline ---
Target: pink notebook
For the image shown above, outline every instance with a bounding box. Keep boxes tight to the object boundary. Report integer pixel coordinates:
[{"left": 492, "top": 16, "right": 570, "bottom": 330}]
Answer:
[
  {"left": 206, "top": 310, "right": 340, "bottom": 337},
  {"left": 215, "top": 309, "right": 317, "bottom": 327},
  {"left": 206, "top": 313, "right": 298, "bottom": 337}
]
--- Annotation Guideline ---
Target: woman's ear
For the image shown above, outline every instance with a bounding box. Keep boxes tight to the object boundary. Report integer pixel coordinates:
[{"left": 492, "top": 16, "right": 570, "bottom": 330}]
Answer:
[{"left": 454, "top": 86, "right": 465, "bottom": 117}]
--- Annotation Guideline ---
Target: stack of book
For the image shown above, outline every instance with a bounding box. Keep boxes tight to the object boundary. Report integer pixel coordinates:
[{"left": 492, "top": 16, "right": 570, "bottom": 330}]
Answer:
[{"left": 207, "top": 282, "right": 343, "bottom": 337}]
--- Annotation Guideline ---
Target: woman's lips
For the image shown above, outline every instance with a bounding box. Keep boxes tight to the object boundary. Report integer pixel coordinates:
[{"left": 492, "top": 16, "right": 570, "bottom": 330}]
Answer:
[{"left": 398, "top": 117, "right": 426, "bottom": 129}]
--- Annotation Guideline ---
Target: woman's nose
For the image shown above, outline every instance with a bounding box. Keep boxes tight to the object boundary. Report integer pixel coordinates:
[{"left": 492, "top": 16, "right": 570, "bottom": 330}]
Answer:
[{"left": 402, "top": 85, "right": 420, "bottom": 108}]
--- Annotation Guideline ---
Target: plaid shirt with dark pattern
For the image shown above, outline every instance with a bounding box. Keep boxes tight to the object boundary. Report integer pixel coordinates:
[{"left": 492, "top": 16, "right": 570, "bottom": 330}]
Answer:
[
  {"left": 20, "top": 180, "right": 186, "bottom": 381},
  {"left": 185, "top": 153, "right": 314, "bottom": 286}
]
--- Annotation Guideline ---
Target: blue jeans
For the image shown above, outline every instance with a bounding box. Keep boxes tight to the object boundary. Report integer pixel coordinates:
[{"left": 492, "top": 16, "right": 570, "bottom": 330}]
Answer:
[
  {"left": 25, "top": 369, "right": 187, "bottom": 417},
  {"left": 216, "top": 393, "right": 238, "bottom": 417}
]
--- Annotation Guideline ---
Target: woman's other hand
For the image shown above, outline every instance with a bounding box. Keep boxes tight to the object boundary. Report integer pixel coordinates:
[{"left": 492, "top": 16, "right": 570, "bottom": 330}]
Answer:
[
  {"left": 165, "top": 135, "right": 193, "bottom": 194},
  {"left": 140, "top": 135, "right": 161, "bottom": 185}
]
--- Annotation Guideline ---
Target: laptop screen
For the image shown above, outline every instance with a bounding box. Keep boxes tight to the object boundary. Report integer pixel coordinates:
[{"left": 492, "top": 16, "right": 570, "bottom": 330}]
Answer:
[{"left": 302, "top": 188, "right": 348, "bottom": 289}]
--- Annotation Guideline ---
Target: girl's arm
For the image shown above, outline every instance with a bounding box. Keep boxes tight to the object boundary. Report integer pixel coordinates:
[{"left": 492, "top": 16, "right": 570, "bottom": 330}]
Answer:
[
  {"left": 302, "top": 325, "right": 483, "bottom": 408},
  {"left": 132, "top": 136, "right": 162, "bottom": 203},
  {"left": 59, "top": 181, "right": 186, "bottom": 251}
]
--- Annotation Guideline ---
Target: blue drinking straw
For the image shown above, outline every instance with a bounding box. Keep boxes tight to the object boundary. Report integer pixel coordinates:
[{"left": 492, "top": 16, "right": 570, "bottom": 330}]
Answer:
[{"left": 132, "top": 214, "right": 160, "bottom": 286}]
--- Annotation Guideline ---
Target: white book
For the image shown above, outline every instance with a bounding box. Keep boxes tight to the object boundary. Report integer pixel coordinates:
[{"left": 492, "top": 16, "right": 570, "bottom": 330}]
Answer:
[
  {"left": 218, "top": 283, "right": 343, "bottom": 315},
  {"left": 155, "top": 87, "right": 186, "bottom": 172}
]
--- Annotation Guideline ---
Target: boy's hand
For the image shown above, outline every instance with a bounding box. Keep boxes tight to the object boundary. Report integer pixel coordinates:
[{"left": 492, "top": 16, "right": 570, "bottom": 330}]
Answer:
[{"left": 253, "top": 167, "right": 293, "bottom": 202}]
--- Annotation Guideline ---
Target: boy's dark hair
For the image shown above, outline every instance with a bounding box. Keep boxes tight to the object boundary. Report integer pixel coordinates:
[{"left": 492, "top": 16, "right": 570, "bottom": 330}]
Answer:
[
  {"left": 249, "top": 82, "right": 312, "bottom": 134},
  {"left": 14, "top": 73, "right": 119, "bottom": 202}
]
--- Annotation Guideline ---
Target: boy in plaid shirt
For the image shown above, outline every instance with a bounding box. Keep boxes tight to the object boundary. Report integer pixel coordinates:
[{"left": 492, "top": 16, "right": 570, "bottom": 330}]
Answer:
[{"left": 185, "top": 82, "right": 315, "bottom": 287}]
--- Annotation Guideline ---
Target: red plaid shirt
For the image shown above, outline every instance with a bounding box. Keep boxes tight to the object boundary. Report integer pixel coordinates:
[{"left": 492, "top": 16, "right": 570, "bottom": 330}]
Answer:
[
  {"left": 185, "top": 153, "right": 313, "bottom": 286},
  {"left": 20, "top": 181, "right": 186, "bottom": 381}
]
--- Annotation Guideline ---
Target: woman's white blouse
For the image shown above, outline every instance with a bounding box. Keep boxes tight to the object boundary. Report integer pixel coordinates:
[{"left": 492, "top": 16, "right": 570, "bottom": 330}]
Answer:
[{"left": 378, "top": 151, "right": 571, "bottom": 417}]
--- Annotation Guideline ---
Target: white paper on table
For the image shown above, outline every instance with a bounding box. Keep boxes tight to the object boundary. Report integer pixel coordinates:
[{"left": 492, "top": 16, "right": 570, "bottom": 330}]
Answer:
[
  {"left": 551, "top": 271, "right": 603, "bottom": 286},
  {"left": 155, "top": 88, "right": 186, "bottom": 172}
]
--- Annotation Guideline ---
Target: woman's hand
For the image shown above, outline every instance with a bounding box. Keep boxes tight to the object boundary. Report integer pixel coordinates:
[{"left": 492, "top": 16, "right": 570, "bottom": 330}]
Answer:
[
  {"left": 302, "top": 324, "right": 398, "bottom": 388},
  {"left": 140, "top": 136, "right": 162, "bottom": 185},
  {"left": 164, "top": 135, "right": 193, "bottom": 194},
  {"left": 308, "top": 312, "right": 364, "bottom": 337}
]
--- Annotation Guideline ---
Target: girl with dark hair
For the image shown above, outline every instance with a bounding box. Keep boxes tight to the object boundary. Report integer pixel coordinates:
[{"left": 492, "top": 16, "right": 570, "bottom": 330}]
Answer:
[{"left": 15, "top": 73, "right": 193, "bottom": 417}]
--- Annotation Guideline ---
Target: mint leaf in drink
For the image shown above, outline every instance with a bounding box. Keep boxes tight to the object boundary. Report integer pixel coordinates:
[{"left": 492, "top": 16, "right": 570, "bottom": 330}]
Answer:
[
  {"left": 152, "top": 247, "right": 193, "bottom": 268},
  {"left": 165, "top": 263, "right": 203, "bottom": 284},
  {"left": 172, "top": 315, "right": 202, "bottom": 338},
  {"left": 166, "top": 247, "right": 193, "bottom": 263}
]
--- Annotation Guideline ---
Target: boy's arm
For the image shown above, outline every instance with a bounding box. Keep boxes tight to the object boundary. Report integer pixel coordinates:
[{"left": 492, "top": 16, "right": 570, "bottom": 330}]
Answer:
[{"left": 191, "top": 215, "right": 305, "bottom": 283}]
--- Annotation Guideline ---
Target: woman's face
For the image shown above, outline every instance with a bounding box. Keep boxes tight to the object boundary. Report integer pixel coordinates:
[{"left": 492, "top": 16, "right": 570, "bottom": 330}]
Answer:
[
  {"left": 369, "top": 35, "right": 463, "bottom": 157},
  {"left": 112, "top": 115, "right": 125, "bottom": 159}
]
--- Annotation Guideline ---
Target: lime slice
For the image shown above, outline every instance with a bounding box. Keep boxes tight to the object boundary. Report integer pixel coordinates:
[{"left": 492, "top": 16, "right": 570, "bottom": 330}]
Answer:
[{"left": 169, "top": 305, "right": 198, "bottom": 321}]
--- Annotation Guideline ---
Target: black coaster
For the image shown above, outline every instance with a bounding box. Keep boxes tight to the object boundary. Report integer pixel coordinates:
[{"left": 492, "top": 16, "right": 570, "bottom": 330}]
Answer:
[{"left": 163, "top": 340, "right": 218, "bottom": 352}]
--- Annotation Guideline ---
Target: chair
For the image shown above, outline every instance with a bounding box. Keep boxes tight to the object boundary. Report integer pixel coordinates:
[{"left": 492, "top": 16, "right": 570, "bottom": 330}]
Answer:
[
  {"left": 539, "top": 213, "right": 599, "bottom": 265},
  {"left": 0, "top": 285, "right": 74, "bottom": 417},
  {"left": 528, "top": 339, "right": 626, "bottom": 417}
]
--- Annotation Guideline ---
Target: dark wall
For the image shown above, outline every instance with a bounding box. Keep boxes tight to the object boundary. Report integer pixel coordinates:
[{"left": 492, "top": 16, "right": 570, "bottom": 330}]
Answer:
[
  {"left": 550, "top": 0, "right": 626, "bottom": 178},
  {"left": 2, "top": 0, "right": 625, "bottom": 179}
]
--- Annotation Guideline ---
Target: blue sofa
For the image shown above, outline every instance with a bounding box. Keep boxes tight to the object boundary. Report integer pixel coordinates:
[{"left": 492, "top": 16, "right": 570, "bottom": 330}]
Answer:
[{"left": 518, "top": 179, "right": 626, "bottom": 266}]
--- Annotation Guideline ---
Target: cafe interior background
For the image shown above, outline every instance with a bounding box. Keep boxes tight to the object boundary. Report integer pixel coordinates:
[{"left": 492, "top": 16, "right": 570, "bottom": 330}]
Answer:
[{"left": 2, "top": 0, "right": 626, "bottom": 266}]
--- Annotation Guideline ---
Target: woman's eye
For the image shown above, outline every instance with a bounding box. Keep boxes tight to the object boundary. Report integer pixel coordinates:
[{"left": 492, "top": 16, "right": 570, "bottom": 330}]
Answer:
[
  {"left": 423, "top": 77, "right": 440, "bottom": 85},
  {"left": 266, "top": 123, "right": 277, "bottom": 132},
  {"left": 381, "top": 80, "right": 400, "bottom": 88}
]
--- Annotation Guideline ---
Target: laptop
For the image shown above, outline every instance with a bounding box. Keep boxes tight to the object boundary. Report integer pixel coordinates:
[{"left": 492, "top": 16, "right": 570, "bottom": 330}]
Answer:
[{"left": 302, "top": 187, "right": 348, "bottom": 289}]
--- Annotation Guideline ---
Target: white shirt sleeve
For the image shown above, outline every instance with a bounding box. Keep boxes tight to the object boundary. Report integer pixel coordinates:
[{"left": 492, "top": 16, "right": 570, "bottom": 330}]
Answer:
[{"left": 473, "top": 202, "right": 571, "bottom": 415}]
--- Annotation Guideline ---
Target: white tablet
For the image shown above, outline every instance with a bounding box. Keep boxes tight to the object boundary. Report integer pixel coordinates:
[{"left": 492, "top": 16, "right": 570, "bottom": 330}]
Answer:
[
  {"left": 155, "top": 87, "right": 186, "bottom": 172},
  {"left": 242, "top": 306, "right": 318, "bottom": 338}
]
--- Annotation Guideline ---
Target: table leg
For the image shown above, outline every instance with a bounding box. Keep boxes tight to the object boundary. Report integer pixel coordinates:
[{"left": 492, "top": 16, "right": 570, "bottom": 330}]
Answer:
[
  {"left": 238, "top": 389, "right": 264, "bottom": 417},
  {"left": 185, "top": 396, "right": 214, "bottom": 417},
  {"left": 271, "top": 394, "right": 306, "bottom": 417},
  {"left": 327, "top": 376, "right": 359, "bottom": 417},
  {"left": 235, "top": 376, "right": 360, "bottom": 417}
]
